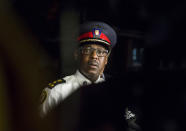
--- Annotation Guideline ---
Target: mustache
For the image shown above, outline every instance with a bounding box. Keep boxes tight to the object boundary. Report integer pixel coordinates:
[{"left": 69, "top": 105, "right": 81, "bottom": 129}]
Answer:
[{"left": 88, "top": 60, "right": 99, "bottom": 66}]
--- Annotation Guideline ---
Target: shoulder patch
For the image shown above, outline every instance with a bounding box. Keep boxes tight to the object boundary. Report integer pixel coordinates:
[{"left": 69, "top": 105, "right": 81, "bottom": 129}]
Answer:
[
  {"left": 47, "top": 78, "right": 66, "bottom": 89},
  {"left": 40, "top": 89, "right": 47, "bottom": 104}
]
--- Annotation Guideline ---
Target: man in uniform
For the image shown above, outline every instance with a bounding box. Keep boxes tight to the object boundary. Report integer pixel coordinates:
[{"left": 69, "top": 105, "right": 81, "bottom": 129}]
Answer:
[{"left": 39, "top": 21, "right": 117, "bottom": 117}]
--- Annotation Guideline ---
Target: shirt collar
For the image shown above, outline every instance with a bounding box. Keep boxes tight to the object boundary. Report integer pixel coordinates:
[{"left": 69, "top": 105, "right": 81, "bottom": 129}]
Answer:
[{"left": 74, "top": 70, "right": 105, "bottom": 86}]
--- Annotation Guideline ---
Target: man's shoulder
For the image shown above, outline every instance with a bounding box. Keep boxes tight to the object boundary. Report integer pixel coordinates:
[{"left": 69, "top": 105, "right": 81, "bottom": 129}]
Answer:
[
  {"left": 46, "top": 78, "right": 66, "bottom": 89},
  {"left": 46, "top": 74, "right": 76, "bottom": 89},
  {"left": 63, "top": 74, "right": 76, "bottom": 83}
]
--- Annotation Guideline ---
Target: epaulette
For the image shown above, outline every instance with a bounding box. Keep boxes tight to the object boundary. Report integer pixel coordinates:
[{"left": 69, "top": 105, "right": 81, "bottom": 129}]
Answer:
[{"left": 47, "top": 78, "right": 66, "bottom": 89}]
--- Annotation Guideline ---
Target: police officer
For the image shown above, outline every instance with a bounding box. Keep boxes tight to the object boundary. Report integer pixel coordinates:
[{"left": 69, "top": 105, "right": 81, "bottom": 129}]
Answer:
[{"left": 39, "top": 21, "right": 117, "bottom": 117}]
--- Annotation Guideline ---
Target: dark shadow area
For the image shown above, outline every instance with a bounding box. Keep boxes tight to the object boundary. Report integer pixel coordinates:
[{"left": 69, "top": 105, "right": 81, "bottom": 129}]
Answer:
[{"left": 1, "top": 0, "right": 186, "bottom": 130}]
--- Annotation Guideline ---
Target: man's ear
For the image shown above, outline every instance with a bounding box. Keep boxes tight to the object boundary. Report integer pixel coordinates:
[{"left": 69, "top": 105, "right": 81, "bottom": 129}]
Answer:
[
  {"left": 105, "top": 50, "right": 111, "bottom": 65},
  {"left": 105, "top": 56, "right": 108, "bottom": 65}
]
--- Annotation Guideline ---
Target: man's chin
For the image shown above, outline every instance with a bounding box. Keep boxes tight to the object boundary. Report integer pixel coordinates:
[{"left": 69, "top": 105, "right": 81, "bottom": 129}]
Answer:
[
  {"left": 87, "top": 69, "right": 98, "bottom": 76},
  {"left": 80, "top": 68, "right": 100, "bottom": 81},
  {"left": 86, "top": 69, "right": 99, "bottom": 78}
]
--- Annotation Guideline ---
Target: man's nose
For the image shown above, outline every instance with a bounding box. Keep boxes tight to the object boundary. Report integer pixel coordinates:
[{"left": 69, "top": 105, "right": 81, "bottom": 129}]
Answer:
[{"left": 90, "top": 50, "right": 98, "bottom": 59}]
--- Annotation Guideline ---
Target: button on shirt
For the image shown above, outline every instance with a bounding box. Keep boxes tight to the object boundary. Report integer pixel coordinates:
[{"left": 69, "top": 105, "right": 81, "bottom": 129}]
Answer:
[{"left": 40, "top": 70, "right": 105, "bottom": 117}]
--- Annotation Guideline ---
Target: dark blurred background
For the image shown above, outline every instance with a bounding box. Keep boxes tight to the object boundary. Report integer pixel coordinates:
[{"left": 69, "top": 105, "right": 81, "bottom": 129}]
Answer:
[
  {"left": 12, "top": 0, "right": 186, "bottom": 75},
  {"left": 1, "top": 0, "right": 186, "bottom": 130}
]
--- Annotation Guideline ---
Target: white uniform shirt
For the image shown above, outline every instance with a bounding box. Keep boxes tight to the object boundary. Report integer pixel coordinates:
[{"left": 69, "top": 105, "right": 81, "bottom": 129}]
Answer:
[{"left": 40, "top": 70, "right": 105, "bottom": 117}]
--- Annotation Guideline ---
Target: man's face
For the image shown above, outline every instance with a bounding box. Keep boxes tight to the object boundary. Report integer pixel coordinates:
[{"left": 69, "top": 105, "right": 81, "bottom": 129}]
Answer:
[{"left": 77, "top": 44, "right": 109, "bottom": 81}]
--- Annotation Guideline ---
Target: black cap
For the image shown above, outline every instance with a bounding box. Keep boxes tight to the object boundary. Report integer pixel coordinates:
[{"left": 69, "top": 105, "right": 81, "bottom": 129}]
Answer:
[{"left": 78, "top": 21, "right": 117, "bottom": 50}]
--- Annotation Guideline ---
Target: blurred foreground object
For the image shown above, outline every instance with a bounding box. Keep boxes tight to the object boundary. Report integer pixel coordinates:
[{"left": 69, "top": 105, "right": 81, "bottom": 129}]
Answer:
[{"left": 0, "top": 0, "right": 55, "bottom": 131}]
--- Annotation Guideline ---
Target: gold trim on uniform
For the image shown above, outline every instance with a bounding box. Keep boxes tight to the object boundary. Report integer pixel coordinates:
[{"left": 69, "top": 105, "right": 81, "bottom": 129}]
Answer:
[
  {"left": 40, "top": 89, "right": 47, "bottom": 104},
  {"left": 47, "top": 79, "right": 66, "bottom": 89},
  {"left": 57, "top": 79, "right": 62, "bottom": 82}
]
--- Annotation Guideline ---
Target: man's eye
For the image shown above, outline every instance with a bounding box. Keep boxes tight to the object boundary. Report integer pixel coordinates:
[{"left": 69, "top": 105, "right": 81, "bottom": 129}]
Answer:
[
  {"left": 83, "top": 48, "right": 91, "bottom": 53},
  {"left": 97, "top": 50, "right": 103, "bottom": 55}
]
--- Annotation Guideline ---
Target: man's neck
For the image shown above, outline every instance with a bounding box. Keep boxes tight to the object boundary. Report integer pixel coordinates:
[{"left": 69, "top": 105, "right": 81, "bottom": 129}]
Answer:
[{"left": 78, "top": 70, "right": 99, "bottom": 83}]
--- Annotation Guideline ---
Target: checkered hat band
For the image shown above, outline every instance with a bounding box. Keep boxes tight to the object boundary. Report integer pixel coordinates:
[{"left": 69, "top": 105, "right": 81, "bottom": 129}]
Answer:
[{"left": 79, "top": 39, "right": 110, "bottom": 46}]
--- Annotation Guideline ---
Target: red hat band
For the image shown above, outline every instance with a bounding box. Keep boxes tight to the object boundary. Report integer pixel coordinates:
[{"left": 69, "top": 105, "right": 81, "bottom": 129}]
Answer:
[{"left": 78, "top": 32, "right": 111, "bottom": 46}]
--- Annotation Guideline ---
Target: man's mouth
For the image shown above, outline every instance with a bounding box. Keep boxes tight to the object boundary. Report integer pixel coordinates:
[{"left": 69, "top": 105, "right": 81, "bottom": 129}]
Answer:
[{"left": 88, "top": 61, "right": 99, "bottom": 68}]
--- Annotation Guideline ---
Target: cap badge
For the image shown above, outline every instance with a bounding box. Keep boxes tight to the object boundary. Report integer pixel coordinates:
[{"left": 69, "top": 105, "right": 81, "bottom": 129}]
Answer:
[
  {"left": 93, "top": 28, "right": 101, "bottom": 38},
  {"left": 95, "top": 29, "right": 100, "bottom": 36}
]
